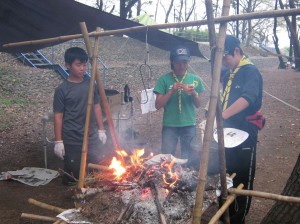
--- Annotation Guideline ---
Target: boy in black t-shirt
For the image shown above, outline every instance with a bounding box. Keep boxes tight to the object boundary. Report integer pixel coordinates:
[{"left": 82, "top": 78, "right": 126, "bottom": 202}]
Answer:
[{"left": 53, "top": 47, "right": 107, "bottom": 185}]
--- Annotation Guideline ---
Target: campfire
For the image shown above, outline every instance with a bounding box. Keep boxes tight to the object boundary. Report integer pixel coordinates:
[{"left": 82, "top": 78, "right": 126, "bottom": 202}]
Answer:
[{"left": 69, "top": 149, "right": 221, "bottom": 224}]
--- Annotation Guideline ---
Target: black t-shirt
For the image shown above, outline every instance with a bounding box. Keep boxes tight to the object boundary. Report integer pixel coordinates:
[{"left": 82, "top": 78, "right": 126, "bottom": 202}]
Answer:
[
  {"left": 53, "top": 77, "right": 100, "bottom": 145},
  {"left": 222, "top": 64, "right": 263, "bottom": 144}
]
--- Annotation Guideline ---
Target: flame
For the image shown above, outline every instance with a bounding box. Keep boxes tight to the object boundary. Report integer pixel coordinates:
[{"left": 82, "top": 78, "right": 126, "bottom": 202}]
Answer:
[
  {"left": 109, "top": 157, "right": 126, "bottom": 179},
  {"left": 116, "top": 150, "right": 128, "bottom": 157},
  {"left": 130, "top": 148, "right": 145, "bottom": 167},
  {"left": 162, "top": 159, "right": 179, "bottom": 188}
]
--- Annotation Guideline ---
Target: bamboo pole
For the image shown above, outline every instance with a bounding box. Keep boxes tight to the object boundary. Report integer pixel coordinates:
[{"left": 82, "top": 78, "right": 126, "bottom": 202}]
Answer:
[
  {"left": 208, "top": 184, "right": 244, "bottom": 224},
  {"left": 78, "top": 23, "right": 101, "bottom": 188},
  {"left": 3, "top": 8, "right": 300, "bottom": 49},
  {"left": 28, "top": 198, "right": 67, "bottom": 213},
  {"left": 207, "top": 8, "right": 230, "bottom": 224},
  {"left": 21, "top": 213, "right": 58, "bottom": 222},
  {"left": 79, "top": 23, "right": 119, "bottom": 151},
  {"left": 204, "top": 0, "right": 230, "bottom": 223},
  {"left": 95, "top": 69, "right": 119, "bottom": 151},
  {"left": 192, "top": 0, "right": 231, "bottom": 223},
  {"left": 228, "top": 188, "right": 300, "bottom": 204}
]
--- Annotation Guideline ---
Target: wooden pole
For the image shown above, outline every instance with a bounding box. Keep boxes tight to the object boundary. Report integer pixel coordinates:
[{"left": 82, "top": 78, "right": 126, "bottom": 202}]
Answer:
[
  {"left": 28, "top": 198, "right": 66, "bottom": 213},
  {"left": 3, "top": 8, "right": 300, "bottom": 49},
  {"left": 80, "top": 24, "right": 119, "bottom": 151},
  {"left": 21, "top": 213, "right": 58, "bottom": 222},
  {"left": 204, "top": 0, "right": 231, "bottom": 223},
  {"left": 192, "top": 0, "right": 231, "bottom": 223},
  {"left": 228, "top": 188, "right": 300, "bottom": 204},
  {"left": 78, "top": 23, "right": 101, "bottom": 188}
]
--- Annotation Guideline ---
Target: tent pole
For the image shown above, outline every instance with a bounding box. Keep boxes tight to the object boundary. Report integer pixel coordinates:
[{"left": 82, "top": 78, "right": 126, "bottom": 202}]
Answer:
[{"left": 78, "top": 23, "right": 100, "bottom": 189}]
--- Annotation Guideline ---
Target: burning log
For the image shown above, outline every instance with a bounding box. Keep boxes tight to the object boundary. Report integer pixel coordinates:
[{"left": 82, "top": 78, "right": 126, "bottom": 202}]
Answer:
[{"left": 87, "top": 163, "right": 110, "bottom": 171}]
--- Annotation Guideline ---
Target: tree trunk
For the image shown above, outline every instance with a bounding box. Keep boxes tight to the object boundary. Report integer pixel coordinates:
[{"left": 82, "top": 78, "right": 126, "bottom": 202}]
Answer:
[
  {"left": 261, "top": 153, "right": 300, "bottom": 223},
  {"left": 136, "top": 0, "right": 141, "bottom": 16},
  {"left": 120, "top": 0, "right": 126, "bottom": 18},
  {"left": 273, "top": 0, "right": 286, "bottom": 69},
  {"left": 165, "top": 0, "right": 175, "bottom": 23},
  {"left": 289, "top": 0, "right": 300, "bottom": 70},
  {"left": 279, "top": 0, "right": 300, "bottom": 70},
  {"left": 120, "top": 0, "right": 139, "bottom": 19}
]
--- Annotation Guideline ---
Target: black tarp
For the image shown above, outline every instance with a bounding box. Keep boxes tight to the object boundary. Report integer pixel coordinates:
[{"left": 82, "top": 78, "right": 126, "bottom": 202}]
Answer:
[{"left": 0, "top": 0, "right": 204, "bottom": 58}]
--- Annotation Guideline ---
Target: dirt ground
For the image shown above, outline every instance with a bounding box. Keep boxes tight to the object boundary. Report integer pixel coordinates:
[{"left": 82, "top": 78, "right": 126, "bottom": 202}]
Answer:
[{"left": 0, "top": 47, "right": 299, "bottom": 224}]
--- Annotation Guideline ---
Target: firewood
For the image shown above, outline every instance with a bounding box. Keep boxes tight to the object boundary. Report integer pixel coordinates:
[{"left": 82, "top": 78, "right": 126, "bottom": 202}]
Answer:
[
  {"left": 150, "top": 182, "right": 168, "bottom": 224},
  {"left": 21, "top": 213, "right": 58, "bottom": 222},
  {"left": 28, "top": 198, "right": 67, "bottom": 213},
  {"left": 115, "top": 198, "right": 135, "bottom": 223}
]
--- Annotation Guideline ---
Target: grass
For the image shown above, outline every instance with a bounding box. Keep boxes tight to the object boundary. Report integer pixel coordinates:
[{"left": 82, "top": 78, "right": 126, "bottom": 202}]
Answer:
[{"left": 0, "top": 67, "right": 31, "bottom": 131}]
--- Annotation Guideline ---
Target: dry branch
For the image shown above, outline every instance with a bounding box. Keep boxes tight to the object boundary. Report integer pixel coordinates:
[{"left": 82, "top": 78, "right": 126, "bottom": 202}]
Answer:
[
  {"left": 115, "top": 198, "right": 135, "bottom": 223},
  {"left": 228, "top": 188, "right": 300, "bottom": 204},
  {"left": 151, "top": 182, "right": 168, "bottom": 224},
  {"left": 3, "top": 8, "right": 300, "bottom": 49}
]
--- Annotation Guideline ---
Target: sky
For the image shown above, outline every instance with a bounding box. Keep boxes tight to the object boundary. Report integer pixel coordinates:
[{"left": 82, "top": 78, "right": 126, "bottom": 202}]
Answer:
[{"left": 75, "top": 0, "right": 291, "bottom": 48}]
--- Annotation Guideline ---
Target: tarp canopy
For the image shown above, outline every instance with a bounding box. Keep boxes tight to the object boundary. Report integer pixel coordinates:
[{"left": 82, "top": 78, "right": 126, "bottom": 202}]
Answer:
[{"left": 0, "top": 0, "right": 205, "bottom": 58}]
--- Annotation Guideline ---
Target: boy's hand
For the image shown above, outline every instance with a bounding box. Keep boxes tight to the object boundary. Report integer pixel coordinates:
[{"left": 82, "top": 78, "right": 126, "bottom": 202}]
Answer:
[
  {"left": 54, "top": 140, "right": 65, "bottom": 160},
  {"left": 98, "top": 130, "right": 107, "bottom": 144}
]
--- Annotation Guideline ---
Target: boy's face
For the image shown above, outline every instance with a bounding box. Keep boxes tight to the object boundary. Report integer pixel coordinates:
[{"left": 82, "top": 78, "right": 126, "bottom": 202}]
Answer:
[
  {"left": 222, "top": 48, "right": 240, "bottom": 69},
  {"left": 172, "top": 60, "right": 189, "bottom": 75},
  {"left": 66, "top": 59, "right": 87, "bottom": 80}
]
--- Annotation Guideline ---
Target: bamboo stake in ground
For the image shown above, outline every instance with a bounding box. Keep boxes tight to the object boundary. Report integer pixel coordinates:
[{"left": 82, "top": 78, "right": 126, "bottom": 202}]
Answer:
[
  {"left": 78, "top": 23, "right": 101, "bottom": 188},
  {"left": 28, "top": 198, "right": 67, "bottom": 213},
  {"left": 3, "top": 8, "right": 300, "bottom": 49},
  {"left": 21, "top": 213, "right": 58, "bottom": 222},
  {"left": 192, "top": 0, "right": 231, "bottom": 223},
  {"left": 228, "top": 188, "right": 300, "bottom": 204},
  {"left": 208, "top": 184, "right": 244, "bottom": 224},
  {"left": 204, "top": 0, "right": 230, "bottom": 223}
]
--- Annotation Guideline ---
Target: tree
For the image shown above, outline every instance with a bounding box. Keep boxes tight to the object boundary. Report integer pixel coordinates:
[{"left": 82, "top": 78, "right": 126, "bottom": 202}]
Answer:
[
  {"left": 278, "top": 0, "right": 300, "bottom": 70},
  {"left": 229, "top": 0, "right": 274, "bottom": 46},
  {"left": 120, "top": 0, "right": 140, "bottom": 18},
  {"left": 273, "top": 0, "right": 286, "bottom": 69},
  {"left": 261, "top": 153, "right": 300, "bottom": 223}
]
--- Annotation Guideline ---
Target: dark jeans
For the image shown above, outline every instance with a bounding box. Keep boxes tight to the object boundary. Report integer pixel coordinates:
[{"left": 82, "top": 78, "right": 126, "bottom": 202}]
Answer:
[
  {"left": 63, "top": 144, "right": 103, "bottom": 183},
  {"left": 225, "top": 143, "right": 256, "bottom": 224},
  {"left": 161, "top": 125, "right": 196, "bottom": 160}
]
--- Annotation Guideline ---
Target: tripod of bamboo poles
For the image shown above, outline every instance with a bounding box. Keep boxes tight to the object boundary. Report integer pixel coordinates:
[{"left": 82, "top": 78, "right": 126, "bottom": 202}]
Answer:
[
  {"left": 3, "top": 7, "right": 300, "bottom": 222},
  {"left": 77, "top": 23, "right": 120, "bottom": 188}
]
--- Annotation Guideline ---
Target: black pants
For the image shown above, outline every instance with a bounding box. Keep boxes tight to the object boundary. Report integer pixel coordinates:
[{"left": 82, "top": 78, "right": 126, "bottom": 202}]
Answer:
[
  {"left": 225, "top": 144, "right": 256, "bottom": 224},
  {"left": 63, "top": 144, "right": 103, "bottom": 182}
]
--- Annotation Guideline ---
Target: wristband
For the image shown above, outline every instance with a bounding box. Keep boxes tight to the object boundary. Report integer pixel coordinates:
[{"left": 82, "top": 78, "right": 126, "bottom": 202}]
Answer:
[{"left": 55, "top": 140, "right": 63, "bottom": 143}]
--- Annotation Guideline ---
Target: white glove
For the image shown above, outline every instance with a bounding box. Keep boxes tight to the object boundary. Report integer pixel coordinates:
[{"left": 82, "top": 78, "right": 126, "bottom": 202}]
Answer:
[
  {"left": 98, "top": 130, "right": 107, "bottom": 144},
  {"left": 54, "top": 140, "right": 65, "bottom": 160}
]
